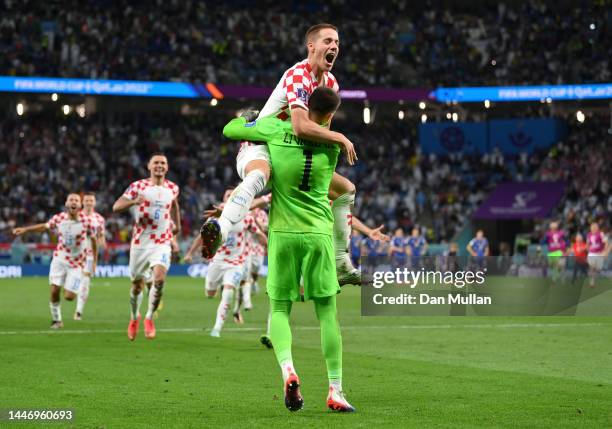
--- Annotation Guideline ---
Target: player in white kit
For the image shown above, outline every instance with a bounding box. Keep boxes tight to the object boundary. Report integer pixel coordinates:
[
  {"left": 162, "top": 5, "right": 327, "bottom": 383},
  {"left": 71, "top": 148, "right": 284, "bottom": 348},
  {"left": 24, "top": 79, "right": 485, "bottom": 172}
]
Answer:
[
  {"left": 113, "top": 153, "right": 181, "bottom": 341},
  {"left": 185, "top": 189, "right": 267, "bottom": 337},
  {"left": 243, "top": 207, "right": 269, "bottom": 309},
  {"left": 200, "top": 23, "right": 361, "bottom": 286},
  {"left": 586, "top": 222, "right": 609, "bottom": 287},
  {"left": 74, "top": 192, "right": 106, "bottom": 320},
  {"left": 13, "top": 193, "right": 97, "bottom": 329}
]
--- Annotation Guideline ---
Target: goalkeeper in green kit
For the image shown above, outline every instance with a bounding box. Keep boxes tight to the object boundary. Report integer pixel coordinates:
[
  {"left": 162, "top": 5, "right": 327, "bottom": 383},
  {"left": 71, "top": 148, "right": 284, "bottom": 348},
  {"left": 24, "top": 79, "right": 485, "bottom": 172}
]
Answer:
[{"left": 223, "top": 86, "right": 355, "bottom": 413}]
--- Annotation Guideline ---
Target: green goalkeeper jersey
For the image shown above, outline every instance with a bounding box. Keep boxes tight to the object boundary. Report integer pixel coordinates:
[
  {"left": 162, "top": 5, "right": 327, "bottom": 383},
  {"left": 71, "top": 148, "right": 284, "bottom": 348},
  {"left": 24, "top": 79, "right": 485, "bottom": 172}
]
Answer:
[{"left": 223, "top": 117, "right": 340, "bottom": 235}]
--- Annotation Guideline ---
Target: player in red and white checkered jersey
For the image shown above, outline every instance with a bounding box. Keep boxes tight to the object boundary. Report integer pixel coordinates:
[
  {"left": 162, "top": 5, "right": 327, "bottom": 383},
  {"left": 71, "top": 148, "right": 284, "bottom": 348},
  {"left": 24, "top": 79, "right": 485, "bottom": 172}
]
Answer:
[
  {"left": 242, "top": 207, "right": 269, "bottom": 309},
  {"left": 201, "top": 23, "right": 361, "bottom": 286},
  {"left": 74, "top": 192, "right": 107, "bottom": 321},
  {"left": 185, "top": 189, "right": 267, "bottom": 337},
  {"left": 112, "top": 153, "right": 181, "bottom": 341},
  {"left": 13, "top": 193, "right": 97, "bottom": 329}
]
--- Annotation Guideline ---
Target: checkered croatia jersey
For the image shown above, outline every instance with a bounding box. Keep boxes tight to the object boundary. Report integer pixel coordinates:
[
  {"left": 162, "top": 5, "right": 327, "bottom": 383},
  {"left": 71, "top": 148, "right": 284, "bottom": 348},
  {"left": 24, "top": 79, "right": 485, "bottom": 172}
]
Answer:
[
  {"left": 84, "top": 211, "right": 105, "bottom": 257},
  {"left": 46, "top": 211, "right": 95, "bottom": 268},
  {"left": 212, "top": 214, "right": 261, "bottom": 266},
  {"left": 122, "top": 178, "right": 179, "bottom": 249}
]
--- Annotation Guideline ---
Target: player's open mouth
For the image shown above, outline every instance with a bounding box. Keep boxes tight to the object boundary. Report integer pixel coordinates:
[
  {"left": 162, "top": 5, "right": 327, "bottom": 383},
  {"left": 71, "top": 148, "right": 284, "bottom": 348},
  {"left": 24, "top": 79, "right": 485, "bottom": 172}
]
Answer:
[{"left": 325, "top": 52, "right": 335, "bottom": 65}]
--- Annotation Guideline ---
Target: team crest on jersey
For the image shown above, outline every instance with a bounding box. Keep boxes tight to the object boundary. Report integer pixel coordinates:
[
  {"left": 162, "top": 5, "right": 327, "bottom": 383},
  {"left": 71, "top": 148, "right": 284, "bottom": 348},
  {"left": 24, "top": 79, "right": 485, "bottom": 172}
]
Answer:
[
  {"left": 244, "top": 121, "right": 256, "bottom": 127},
  {"left": 297, "top": 88, "right": 309, "bottom": 104}
]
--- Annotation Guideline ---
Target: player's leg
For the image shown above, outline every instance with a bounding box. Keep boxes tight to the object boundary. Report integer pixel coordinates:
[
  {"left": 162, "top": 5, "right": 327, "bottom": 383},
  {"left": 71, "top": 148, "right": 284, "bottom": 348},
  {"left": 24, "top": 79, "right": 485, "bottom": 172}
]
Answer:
[
  {"left": 142, "top": 246, "right": 172, "bottom": 339},
  {"left": 588, "top": 254, "right": 602, "bottom": 287},
  {"left": 49, "top": 284, "right": 63, "bottom": 329},
  {"left": 314, "top": 295, "right": 354, "bottom": 412},
  {"left": 266, "top": 231, "right": 303, "bottom": 411},
  {"left": 328, "top": 172, "right": 359, "bottom": 285},
  {"left": 211, "top": 265, "right": 243, "bottom": 336},
  {"left": 301, "top": 233, "right": 354, "bottom": 412},
  {"left": 48, "top": 259, "right": 68, "bottom": 329},
  {"left": 144, "top": 264, "right": 167, "bottom": 339},
  {"left": 211, "top": 285, "right": 235, "bottom": 337},
  {"left": 269, "top": 298, "right": 302, "bottom": 411},
  {"left": 76, "top": 259, "right": 93, "bottom": 320},
  {"left": 242, "top": 259, "right": 255, "bottom": 311},
  {"left": 127, "top": 248, "right": 148, "bottom": 341},
  {"left": 200, "top": 148, "right": 270, "bottom": 258},
  {"left": 63, "top": 267, "right": 81, "bottom": 302}
]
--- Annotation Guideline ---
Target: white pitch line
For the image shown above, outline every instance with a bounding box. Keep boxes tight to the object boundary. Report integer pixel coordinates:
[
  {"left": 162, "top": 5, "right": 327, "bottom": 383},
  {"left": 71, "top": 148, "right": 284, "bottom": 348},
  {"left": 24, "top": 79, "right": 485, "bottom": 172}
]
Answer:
[{"left": 0, "top": 322, "right": 606, "bottom": 336}]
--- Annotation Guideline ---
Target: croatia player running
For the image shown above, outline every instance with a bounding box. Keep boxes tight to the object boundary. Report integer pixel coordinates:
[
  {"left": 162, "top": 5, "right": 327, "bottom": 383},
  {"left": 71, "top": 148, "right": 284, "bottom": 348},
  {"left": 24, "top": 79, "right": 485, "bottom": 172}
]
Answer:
[
  {"left": 184, "top": 189, "right": 267, "bottom": 337},
  {"left": 75, "top": 192, "right": 106, "bottom": 320},
  {"left": 112, "top": 153, "right": 180, "bottom": 340},
  {"left": 244, "top": 207, "right": 269, "bottom": 309},
  {"left": 222, "top": 87, "right": 355, "bottom": 412},
  {"left": 200, "top": 23, "right": 361, "bottom": 286},
  {"left": 586, "top": 222, "right": 609, "bottom": 287},
  {"left": 13, "top": 194, "right": 97, "bottom": 329}
]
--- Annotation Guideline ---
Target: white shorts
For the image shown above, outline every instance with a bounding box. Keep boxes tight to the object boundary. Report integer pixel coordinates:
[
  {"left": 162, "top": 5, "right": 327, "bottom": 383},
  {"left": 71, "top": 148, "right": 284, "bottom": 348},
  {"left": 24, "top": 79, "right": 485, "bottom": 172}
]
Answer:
[
  {"left": 129, "top": 246, "right": 171, "bottom": 281},
  {"left": 49, "top": 258, "right": 82, "bottom": 294},
  {"left": 206, "top": 262, "right": 245, "bottom": 292},
  {"left": 588, "top": 253, "right": 605, "bottom": 271},
  {"left": 249, "top": 254, "right": 264, "bottom": 277},
  {"left": 83, "top": 256, "right": 95, "bottom": 276},
  {"left": 236, "top": 144, "right": 270, "bottom": 179}
]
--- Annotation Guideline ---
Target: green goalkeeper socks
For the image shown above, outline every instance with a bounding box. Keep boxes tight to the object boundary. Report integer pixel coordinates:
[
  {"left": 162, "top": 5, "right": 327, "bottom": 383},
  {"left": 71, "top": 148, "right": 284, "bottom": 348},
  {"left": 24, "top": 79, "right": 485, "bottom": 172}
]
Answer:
[
  {"left": 269, "top": 299, "right": 294, "bottom": 366},
  {"left": 269, "top": 296, "right": 343, "bottom": 384},
  {"left": 314, "top": 296, "right": 343, "bottom": 383}
]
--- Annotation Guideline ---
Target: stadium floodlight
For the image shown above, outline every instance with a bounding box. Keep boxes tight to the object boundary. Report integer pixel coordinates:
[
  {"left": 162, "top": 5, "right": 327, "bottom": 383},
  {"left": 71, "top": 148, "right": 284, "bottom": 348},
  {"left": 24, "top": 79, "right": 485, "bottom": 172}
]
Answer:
[
  {"left": 420, "top": 114, "right": 427, "bottom": 123},
  {"left": 452, "top": 112, "right": 459, "bottom": 122},
  {"left": 419, "top": 101, "right": 426, "bottom": 110},
  {"left": 62, "top": 105, "right": 70, "bottom": 115},
  {"left": 484, "top": 99, "right": 491, "bottom": 108},
  {"left": 398, "top": 110, "right": 404, "bottom": 120},
  {"left": 446, "top": 112, "right": 452, "bottom": 120},
  {"left": 590, "top": 23, "right": 596, "bottom": 30},
  {"left": 76, "top": 104, "right": 86, "bottom": 118},
  {"left": 363, "top": 107, "right": 371, "bottom": 124},
  {"left": 210, "top": 98, "right": 218, "bottom": 106},
  {"left": 576, "top": 110, "right": 585, "bottom": 123},
  {"left": 51, "top": 93, "right": 58, "bottom": 102},
  {"left": 16, "top": 103, "right": 24, "bottom": 116},
  {"left": 491, "top": 59, "right": 497, "bottom": 66},
  {"left": 545, "top": 97, "right": 552, "bottom": 104}
]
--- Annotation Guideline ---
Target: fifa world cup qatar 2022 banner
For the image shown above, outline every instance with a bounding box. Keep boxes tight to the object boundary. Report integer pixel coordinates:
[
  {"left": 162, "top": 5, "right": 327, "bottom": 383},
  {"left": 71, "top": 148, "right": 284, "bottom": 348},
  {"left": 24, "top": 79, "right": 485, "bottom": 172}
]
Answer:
[
  {"left": 473, "top": 182, "right": 565, "bottom": 220},
  {"left": 419, "top": 118, "right": 567, "bottom": 155}
]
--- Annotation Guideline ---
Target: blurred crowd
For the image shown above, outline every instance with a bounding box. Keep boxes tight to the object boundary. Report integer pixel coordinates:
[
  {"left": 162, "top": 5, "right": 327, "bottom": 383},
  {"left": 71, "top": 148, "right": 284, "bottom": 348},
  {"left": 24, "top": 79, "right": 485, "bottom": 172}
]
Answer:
[
  {"left": 1, "top": 0, "right": 609, "bottom": 87},
  {"left": 2, "top": 110, "right": 609, "bottom": 257},
  {"left": 533, "top": 116, "right": 612, "bottom": 240}
]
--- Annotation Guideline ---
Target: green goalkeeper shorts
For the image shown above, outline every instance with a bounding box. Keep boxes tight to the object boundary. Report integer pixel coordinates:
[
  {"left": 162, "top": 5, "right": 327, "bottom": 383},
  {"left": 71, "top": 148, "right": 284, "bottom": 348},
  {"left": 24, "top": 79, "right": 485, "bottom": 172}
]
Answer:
[{"left": 266, "top": 231, "right": 340, "bottom": 302}]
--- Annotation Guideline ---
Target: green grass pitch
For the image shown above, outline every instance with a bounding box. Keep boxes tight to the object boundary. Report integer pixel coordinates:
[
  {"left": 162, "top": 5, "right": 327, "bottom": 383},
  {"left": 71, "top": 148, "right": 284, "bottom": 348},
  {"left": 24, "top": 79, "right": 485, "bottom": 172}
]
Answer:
[{"left": 0, "top": 277, "right": 611, "bottom": 428}]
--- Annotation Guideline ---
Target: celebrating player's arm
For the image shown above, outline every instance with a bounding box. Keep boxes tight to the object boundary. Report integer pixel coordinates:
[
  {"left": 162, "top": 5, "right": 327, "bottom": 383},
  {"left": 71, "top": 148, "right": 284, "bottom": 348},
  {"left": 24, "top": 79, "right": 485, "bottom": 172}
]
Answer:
[
  {"left": 12, "top": 223, "right": 49, "bottom": 236},
  {"left": 183, "top": 236, "right": 202, "bottom": 263},
  {"left": 112, "top": 194, "right": 145, "bottom": 213},
  {"left": 290, "top": 107, "right": 356, "bottom": 165},
  {"left": 351, "top": 217, "right": 389, "bottom": 242}
]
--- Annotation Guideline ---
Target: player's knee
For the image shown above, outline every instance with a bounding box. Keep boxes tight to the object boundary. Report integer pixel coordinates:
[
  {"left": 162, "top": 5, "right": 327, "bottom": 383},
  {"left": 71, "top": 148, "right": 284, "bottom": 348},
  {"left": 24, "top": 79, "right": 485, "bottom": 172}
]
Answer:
[
  {"left": 245, "top": 160, "right": 271, "bottom": 182},
  {"left": 64, "top": 292, "right": 76, "bottom": 301},
  {"left": 206, "top": 290, "right": 217, "bottom": 298}
]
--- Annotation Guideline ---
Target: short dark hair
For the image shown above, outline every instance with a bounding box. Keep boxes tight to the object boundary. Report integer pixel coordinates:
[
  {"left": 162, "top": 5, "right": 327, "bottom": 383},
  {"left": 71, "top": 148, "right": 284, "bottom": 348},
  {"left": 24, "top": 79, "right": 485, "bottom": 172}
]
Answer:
[
  {"left": 83, "top": 192, "right": 96, "bottom": 197},
  {"left": 308, "top": 87, "right": 341, "bottom": 116},
  {"left": 149, "top": 152, "right": 167, "bottom": 161},
  {"left": 305, "top": 23, "right": 338, "bottom": 44}
]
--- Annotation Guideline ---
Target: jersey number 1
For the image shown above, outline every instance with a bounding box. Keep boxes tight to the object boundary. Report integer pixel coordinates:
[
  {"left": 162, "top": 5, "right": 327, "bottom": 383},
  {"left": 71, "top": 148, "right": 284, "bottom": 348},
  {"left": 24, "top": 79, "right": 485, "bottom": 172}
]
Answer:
[{"left": 298, "top": 150, "right": 313, "bottom": 192}]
